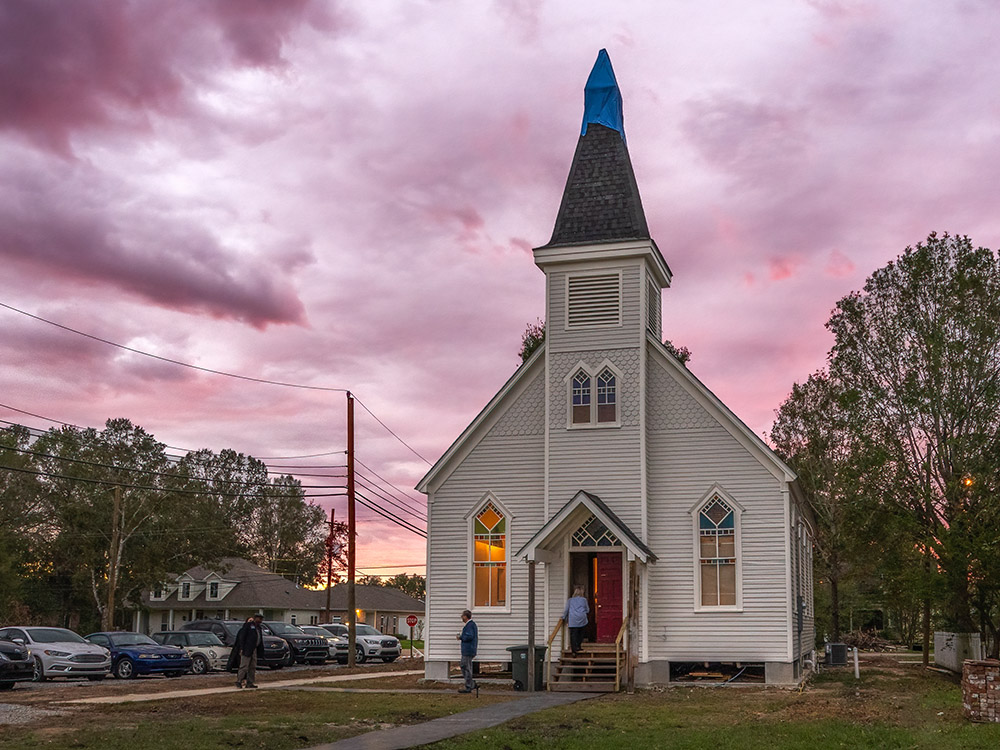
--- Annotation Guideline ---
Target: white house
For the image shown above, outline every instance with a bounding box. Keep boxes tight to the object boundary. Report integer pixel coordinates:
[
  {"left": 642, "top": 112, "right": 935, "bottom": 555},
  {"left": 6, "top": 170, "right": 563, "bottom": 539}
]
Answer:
[{"left": 417, "top": 50, "right": 814, "bottom": 688}]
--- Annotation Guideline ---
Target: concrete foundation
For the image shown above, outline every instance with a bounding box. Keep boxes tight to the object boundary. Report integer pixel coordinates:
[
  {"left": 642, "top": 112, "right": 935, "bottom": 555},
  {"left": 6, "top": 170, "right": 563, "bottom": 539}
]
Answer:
[
  {"left": 764, "top": 661, "right": 796, "bottom": 685},
  {"left": 424, "top": 660, "right": 451, "bottom": 681}
]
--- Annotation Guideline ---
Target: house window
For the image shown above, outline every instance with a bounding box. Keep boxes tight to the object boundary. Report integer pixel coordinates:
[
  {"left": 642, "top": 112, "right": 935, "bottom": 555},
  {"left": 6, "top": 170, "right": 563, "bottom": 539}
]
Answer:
[
  {"left": 596, "top": 369, "right": 616, "bottom": 423},
  {"left": 699, "top": 497, "right": 736, "bottom": 607},
  {"left": 209, "top": 582, "right": 219, "bottom": 599},
  {"left": 473, "top": 501, "right": 506, "bottom": 607},
  {"left": 571, "top": 370, "right": 591, "bottom": 424},
  {"left": 181, "top": 582, "right": 191, "bottom": 599},
  {"left": 152, "top": 587, "right": 163, "bottom": 600},
  {"left": 567, "top": 363, "right": 621, "bottom": 427}
]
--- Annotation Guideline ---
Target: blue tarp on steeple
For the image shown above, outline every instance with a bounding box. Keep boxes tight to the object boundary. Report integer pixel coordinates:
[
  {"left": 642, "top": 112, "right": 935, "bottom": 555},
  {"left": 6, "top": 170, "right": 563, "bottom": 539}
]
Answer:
[{"left": 581, "top": 49, "right": 624, "bottom": 140}]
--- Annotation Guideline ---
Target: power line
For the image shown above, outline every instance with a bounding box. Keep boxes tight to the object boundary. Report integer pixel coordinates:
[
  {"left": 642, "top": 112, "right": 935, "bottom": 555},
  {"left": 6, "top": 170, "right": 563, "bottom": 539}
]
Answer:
[
  {"left": 0, "top": 406, "right": 344, "bottom": 466},
  {"left": 0, "top": 442, "right": 345, "bottom": 490},
  {"left": 353, "top": 395, "right": 431, "bottom": 466},
  {"left": 0, "top": 301, "right": 349, "bottom": 393},
  {"left": 354, "top": 472, "right": 427, "bottom": 522},
  {"left": 355, "top": 491, "right": 426, "bottom": 538},
  {"left": 355, "top": 456, "right": 426, "bottom": 507},
  {"left": 0, "top": 463, "right": 345, "bottom": 499}
]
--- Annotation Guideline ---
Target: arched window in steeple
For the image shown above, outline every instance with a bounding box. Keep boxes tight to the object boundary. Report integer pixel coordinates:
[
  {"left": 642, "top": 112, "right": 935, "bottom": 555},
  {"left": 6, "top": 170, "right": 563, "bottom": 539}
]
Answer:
[
  {"left": 596, "top": 368, "right": 616, "bottom": 423},
  {"left": 571, "top": 370, "right": 591, "bottom": 424}
]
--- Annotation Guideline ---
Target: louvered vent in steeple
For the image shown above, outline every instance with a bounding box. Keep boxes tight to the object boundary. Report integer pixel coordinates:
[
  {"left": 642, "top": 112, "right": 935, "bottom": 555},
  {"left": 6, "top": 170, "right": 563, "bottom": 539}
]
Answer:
[{"left": 567, "top": 272, "right": 621, "bottom": 328}]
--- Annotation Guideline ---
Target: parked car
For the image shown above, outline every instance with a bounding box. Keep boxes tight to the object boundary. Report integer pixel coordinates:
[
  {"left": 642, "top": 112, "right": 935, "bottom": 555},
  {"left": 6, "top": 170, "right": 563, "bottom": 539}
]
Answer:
[
  {"left": 324, "top": 623, "right": 400, "bottom": 664},
  {"left": 181, "top": 619, "right": 290, "bottom": 669},
  {"left": 298, "top": 625, "right": 345, "bottom": 661},
  {"left": 151, "top": 631, "right": 228, "bottom": 674},
  {"left": 85, "top": 632, "right": 192, "bottom": 679},
  {"left": 262, "top": 622, "right": 329, "bottom": 664},
  {"left": 0, "top": 636, "right": 34, "bottom": 690},
  {"left": 0, "top": 627, "right": 110, "bottom": 682}
]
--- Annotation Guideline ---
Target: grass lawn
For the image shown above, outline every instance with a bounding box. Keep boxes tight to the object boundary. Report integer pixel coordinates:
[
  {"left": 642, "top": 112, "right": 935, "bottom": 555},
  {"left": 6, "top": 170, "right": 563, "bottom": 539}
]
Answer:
[
  {"left": 1, "top": 686, "right": 516, "bottom": 750},
  {"left": 3, "top": 655, "right": 999, "bottom": 750},
  {"left": 427, "top": 655, "right": 1000, "bottom": 750}
]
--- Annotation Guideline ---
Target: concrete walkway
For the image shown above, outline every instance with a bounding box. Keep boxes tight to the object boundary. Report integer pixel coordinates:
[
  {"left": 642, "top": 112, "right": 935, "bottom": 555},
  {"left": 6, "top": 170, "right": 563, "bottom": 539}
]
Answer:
[
  {"left": 299, "top": 691, "right": 598, "bottom": 750},
  {"left": 59, "top": 669, "right": 424, "bottom": 705}
]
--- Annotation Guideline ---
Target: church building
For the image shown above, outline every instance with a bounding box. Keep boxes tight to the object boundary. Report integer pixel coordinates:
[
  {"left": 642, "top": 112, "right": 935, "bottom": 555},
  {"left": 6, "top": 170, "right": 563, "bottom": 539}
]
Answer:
[{"left": 417, "top": 51, "right": 814, "bottom": 688}]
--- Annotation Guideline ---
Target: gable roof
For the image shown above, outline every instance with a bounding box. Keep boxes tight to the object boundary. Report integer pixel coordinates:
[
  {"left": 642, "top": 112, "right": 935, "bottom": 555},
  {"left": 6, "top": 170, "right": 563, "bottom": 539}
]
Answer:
[
  {"left": 647, "top": 334, "right": 797, "bottom": 484},
  {"left": 142, "top": 557, "right": 424, "bottom": 614},
  {"left": 517, "top": 490, "right": 656, "bottom": 564},
  {"left": 416, "top": 345, "right": 545, "bottom": 494}
]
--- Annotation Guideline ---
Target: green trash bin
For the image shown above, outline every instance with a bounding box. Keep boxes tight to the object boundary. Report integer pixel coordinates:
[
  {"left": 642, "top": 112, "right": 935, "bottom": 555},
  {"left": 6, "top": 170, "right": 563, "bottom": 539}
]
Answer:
[{"left": 506, "top": 644, "right": 546, "bottom": 691}]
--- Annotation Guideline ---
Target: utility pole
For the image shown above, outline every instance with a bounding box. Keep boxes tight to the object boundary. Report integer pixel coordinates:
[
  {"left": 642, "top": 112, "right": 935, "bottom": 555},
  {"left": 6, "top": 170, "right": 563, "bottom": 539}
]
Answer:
[
  {"left": 104, "top": 485, "right": 122, "bottom": 631},
  {"left": 324, "top": 507, "right": 336, "bottom": 623},
  {"left": 347, "top": 391, "right": 357, "bottom": 667}
]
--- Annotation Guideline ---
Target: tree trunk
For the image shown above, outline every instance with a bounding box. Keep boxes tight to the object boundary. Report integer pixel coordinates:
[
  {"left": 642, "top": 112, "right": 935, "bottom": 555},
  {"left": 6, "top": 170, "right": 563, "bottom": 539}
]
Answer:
[{"left": 830, "top": 577, "right": 841, "bottom": 641}]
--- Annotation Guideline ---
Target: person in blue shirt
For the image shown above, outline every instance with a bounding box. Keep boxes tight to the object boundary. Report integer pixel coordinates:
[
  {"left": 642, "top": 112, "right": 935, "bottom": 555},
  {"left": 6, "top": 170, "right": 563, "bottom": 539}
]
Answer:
[
  {"left": 562, "top": 585, "right": 589, "bottom": 655},
  {"left": 455, "top": 609, "right": 478, "bottom": 693}
]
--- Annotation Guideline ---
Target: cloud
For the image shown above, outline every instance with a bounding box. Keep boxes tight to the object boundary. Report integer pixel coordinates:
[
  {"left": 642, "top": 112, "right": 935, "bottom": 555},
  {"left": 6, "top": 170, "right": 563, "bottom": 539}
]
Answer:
[
  {"left": 0, "top": 0, "right": 332, "bottom": 156},
  {"left": 0, "top": 151, "right": 307, "bottom": 327}
]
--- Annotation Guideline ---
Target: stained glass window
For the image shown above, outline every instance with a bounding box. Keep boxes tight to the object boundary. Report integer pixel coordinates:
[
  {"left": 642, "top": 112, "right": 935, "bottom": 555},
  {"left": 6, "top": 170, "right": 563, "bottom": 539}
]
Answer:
[
  {"left": 699, "top": 497, "right": 736, "bottom": 606},
  {"left": 597, "top": 369, "right": 616, "bottom": 423},
  {"left": 473, "top": 502, "right": 506, "bottom": 607},
  {"left": 571, "top": 514, "right": 620, "bottom": 547},
  {"left": 572, "top": 371, "right": 591, "bottom": 424}
]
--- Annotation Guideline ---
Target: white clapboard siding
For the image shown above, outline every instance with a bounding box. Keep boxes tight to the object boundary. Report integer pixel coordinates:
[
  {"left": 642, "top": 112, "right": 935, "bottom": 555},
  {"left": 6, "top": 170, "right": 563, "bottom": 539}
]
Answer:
[
  {"left": 644, "top": 354, "right": 790, "bottom": 662},
  {"left": 548, "top": 264, "right": 643, "bottom": 353},
  {"left": 426, "top": 373, "right": 547, "bottom": 662}
]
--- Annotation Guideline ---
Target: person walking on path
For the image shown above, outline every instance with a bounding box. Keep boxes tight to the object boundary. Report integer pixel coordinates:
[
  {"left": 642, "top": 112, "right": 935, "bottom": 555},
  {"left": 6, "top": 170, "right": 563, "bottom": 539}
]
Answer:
[
  {"left": 562, "top": 585, "right": 589, "bottom": 655},
  {"left": 455, "top": 609, "right": 478, "bottom": 693},
  {"left": 234, "top": 613, "right": 266, "bottom": 688}
]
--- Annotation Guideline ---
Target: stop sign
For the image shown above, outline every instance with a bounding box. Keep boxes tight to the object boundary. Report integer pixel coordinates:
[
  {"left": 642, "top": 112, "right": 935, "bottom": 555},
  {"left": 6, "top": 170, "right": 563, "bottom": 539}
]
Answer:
[{"left": 406, "top": 614, "right": 418, "bottom": 628}]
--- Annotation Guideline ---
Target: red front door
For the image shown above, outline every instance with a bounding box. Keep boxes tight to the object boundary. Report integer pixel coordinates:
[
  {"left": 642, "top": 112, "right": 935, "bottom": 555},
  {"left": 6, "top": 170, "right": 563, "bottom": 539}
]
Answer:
[{"left": 594, "top": 552, "right": 623, "bottom": 642}]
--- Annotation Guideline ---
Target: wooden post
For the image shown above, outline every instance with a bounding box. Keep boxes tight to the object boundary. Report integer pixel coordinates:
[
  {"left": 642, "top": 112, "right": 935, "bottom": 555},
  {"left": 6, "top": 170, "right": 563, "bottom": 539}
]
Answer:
[
  {"left": 527, "top": 559, "right": 536, "bottom": 692},
  {"left": 627, "top": 560, "right": 637, "bottom": 694},
  {"left": 104, "top": 486, "right": 121, "bottom": 631},
  {"left": 347, "top": 392, "right": 357, "bottom": 667}
]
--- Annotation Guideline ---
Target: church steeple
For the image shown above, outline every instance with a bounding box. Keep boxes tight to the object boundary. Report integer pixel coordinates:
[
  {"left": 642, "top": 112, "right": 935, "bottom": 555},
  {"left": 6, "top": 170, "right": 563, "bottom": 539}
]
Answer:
[{"left": 545, "top": 50, "right": 650, "bottom": 247}]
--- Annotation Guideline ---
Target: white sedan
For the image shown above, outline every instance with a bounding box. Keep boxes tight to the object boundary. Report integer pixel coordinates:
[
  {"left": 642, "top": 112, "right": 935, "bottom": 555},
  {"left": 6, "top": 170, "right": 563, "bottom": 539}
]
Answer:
[{"left": 0, "top": 626, "right": 110, "bottom": 682}]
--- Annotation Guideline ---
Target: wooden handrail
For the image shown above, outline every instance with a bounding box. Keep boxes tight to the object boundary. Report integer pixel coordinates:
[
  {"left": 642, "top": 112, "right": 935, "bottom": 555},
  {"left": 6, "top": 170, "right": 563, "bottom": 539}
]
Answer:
[
  {"left": 614, "top": 616, "right": 629, "bottom": 692},
  {"left": 545, "top": 618, "right": 565, "bottom": 690}
]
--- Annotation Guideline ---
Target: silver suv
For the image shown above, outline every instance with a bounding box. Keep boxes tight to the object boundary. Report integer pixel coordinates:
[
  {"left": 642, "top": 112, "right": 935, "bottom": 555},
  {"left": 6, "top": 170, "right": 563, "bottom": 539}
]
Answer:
[{"left": 321, "top": 623, "right": 400, "bottom": 664}]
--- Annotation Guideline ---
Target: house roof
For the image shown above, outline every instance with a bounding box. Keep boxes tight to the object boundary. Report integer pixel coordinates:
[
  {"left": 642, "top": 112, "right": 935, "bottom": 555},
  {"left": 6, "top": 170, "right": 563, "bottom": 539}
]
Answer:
[
  {"left": 142, "top": 558, "right": 423, "bottom": 614},
  {"left": 544, "top": 51, "right": 649, "bottom": 247},
  {"left": 517, "top": 490, "right": 656, "bottom": 564}
]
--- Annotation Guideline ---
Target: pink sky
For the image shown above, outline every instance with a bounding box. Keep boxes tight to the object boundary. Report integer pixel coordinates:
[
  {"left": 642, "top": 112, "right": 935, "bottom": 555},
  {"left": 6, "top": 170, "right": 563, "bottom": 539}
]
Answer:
[{"left": 3, "top": 1, "right": 1000, "bottom": 577}]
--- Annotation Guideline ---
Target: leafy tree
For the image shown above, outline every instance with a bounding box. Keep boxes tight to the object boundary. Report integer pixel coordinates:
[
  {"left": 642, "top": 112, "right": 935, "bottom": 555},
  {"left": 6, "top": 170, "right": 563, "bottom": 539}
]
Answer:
[
  {"left": 0, "top": 425, "right": 44, "bottom": 618},
  {"left": 519, "top": 319, "right": 545, "bottom": 363},
  {"left": 826, "top": 232, "right": 1000, "bottom": 634},
  {"left": 663, "top": 339, "right": 691, "bottom": 365},
  {"left": 30, "top": 419, "right": 231, "bottom": 630},
  {"left": 771, "top": 371, "right": 878, "bottom": 640},
  {"left": 381, "top": 573, "right": 425, "bottom": 599}
]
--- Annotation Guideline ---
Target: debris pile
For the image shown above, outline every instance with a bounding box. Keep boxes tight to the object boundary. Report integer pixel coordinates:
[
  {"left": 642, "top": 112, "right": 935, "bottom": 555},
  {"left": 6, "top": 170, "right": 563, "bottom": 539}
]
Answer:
[{"left": 840, "top": 630, "right": 894, "bottom": 652}]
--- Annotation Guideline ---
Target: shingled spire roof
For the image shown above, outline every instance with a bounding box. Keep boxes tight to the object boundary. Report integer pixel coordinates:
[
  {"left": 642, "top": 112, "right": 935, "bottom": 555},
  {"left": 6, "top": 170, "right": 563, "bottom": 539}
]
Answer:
[{"left": 545, "top": 50, "right": 650, "bottom": 247}]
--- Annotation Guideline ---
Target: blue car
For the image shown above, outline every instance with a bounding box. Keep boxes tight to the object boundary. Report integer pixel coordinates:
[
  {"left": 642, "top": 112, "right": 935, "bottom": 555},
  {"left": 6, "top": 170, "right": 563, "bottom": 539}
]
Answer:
[{"left": 85, "top": 632, "right": 192, "bottom": 679}]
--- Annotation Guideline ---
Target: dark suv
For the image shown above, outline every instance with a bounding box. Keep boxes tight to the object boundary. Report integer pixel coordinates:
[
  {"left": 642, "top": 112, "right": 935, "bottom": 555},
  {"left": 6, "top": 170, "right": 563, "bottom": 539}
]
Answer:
[
  {"left": 262, "top": 622, "right": 329, "bottom": 664},
  {"left": 181, "top": 620, "right": 290, "bottom": 669},
  {"left": 0, "top": 637, "right": 33, "bottom": 690}
]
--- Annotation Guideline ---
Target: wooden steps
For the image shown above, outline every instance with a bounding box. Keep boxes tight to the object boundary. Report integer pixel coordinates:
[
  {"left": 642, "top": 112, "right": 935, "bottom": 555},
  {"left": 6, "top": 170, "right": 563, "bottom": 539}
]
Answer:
[{"left": 548, "top": 643, "right": 620, "bottom": 693}]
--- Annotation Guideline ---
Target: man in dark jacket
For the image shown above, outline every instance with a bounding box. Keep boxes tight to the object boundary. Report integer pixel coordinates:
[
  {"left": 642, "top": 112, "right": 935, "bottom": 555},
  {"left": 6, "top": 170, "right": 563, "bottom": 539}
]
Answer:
[
  {"left": 455, "top": 609, "right": 478, "bottom": 693},
  {"left": 234, "top": 614, "right": 266, "bottom": 688}
]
